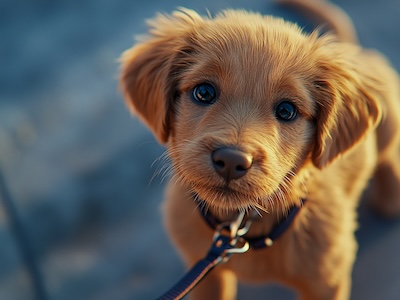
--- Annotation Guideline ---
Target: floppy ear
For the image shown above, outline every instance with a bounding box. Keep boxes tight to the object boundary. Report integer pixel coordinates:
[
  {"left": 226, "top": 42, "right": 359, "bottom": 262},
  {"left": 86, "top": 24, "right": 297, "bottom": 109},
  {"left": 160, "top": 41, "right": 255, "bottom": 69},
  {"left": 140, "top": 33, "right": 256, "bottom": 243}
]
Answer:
[
  {"left": 119, "top": 9, "right": 203, "bottom": 144},
  {"left": 311, "top": 43, "right": 383, "bottom": 168}
]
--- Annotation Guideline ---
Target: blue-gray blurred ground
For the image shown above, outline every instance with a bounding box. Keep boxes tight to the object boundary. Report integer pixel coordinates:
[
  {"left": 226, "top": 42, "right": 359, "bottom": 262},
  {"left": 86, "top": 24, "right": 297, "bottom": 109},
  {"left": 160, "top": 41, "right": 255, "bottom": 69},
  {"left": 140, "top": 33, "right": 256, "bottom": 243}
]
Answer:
[{"left": 0, "top": 0, "right": 399, "bottom": 299}]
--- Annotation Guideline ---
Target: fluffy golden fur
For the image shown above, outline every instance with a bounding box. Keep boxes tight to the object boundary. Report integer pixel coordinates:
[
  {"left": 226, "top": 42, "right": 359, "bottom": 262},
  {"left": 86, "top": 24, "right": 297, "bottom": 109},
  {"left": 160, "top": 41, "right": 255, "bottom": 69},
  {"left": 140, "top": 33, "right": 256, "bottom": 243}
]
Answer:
[{"left": 120, "top": 0, "right": 400, "bottom": 299}]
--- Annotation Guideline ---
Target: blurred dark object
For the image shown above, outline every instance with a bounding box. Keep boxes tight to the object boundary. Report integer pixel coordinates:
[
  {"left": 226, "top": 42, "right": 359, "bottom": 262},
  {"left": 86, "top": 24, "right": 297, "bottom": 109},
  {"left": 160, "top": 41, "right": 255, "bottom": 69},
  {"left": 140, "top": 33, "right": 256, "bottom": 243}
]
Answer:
[{"left": 0, "top": 170, "right": 48, "bottom": 300}]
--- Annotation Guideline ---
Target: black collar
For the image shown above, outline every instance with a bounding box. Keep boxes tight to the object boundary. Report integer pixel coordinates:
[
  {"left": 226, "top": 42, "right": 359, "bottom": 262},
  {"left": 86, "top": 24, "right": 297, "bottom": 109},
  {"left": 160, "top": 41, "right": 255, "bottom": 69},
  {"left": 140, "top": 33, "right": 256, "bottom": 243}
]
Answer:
[{"left": 197, "top": 199, "right": 306, "bottom": 250}]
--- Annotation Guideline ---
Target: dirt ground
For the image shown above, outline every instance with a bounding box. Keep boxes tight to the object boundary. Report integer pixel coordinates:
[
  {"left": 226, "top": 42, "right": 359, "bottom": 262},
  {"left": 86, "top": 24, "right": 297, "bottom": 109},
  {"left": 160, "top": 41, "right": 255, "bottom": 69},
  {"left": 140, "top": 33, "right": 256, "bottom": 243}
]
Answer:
[{"left": 0, "top": 0, "right": 400, "bottom": 299}]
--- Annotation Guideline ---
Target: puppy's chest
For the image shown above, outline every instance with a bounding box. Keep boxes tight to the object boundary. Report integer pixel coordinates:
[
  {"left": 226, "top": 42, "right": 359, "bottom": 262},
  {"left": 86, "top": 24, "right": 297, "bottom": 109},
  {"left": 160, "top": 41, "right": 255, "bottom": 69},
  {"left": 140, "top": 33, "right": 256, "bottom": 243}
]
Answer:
[{"left": 226, "top": 243, "right": 295, "bottom": 282}]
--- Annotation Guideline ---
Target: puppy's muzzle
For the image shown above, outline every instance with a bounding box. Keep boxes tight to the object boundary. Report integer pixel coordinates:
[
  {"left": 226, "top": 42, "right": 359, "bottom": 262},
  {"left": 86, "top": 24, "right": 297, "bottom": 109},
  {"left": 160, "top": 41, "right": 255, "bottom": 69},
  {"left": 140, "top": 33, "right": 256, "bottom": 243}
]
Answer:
[{"left": 211, "top": 147, "right": 253, "bottom": 182}]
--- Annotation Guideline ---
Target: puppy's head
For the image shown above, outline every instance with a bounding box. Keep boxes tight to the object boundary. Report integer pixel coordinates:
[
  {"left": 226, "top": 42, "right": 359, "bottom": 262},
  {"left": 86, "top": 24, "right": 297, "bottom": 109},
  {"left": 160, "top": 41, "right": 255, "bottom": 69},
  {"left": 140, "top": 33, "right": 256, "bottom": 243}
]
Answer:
[{"left": 120, "top": 9, "right": 381, "bottom": 213}]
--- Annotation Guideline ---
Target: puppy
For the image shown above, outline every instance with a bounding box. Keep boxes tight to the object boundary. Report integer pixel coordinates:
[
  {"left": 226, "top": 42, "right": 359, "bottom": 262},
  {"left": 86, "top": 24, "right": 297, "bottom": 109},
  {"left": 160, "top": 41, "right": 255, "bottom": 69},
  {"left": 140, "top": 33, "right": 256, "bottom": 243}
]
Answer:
[{"left": 120, "top": 0, "right": 400, "bottom": 299}]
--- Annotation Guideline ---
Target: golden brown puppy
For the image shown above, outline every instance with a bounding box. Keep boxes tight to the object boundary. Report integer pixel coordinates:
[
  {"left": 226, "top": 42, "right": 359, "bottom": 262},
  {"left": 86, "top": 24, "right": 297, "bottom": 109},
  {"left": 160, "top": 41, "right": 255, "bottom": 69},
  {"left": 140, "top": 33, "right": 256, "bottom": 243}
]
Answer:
[{"left": 120, "top": 0, "right": 400, "bottom": 299}]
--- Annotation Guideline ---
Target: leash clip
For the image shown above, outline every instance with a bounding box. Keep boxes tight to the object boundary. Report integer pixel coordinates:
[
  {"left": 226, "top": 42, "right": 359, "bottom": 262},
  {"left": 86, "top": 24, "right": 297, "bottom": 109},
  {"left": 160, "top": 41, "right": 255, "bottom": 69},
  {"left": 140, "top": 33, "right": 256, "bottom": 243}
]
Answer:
[{"left": 209, "top": 211, "right": 251, "bottom": 262}]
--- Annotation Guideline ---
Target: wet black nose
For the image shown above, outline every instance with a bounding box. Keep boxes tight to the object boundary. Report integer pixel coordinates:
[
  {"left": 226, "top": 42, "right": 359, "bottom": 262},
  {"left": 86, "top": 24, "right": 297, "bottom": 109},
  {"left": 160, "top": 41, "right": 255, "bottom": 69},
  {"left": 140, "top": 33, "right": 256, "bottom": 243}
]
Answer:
[{"left": 211, "top": 147, "right": 253, "bottom": 181}]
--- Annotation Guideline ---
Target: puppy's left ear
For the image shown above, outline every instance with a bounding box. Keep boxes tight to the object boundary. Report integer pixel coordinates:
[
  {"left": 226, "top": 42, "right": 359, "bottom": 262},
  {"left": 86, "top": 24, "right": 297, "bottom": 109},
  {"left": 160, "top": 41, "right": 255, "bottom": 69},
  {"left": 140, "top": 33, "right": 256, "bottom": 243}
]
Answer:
[
  {"left": 119, "top": 10, "right": 202, "bottom": 144},
  {"left": 312, "top": 43, "right": 383, "bottom": 169}
]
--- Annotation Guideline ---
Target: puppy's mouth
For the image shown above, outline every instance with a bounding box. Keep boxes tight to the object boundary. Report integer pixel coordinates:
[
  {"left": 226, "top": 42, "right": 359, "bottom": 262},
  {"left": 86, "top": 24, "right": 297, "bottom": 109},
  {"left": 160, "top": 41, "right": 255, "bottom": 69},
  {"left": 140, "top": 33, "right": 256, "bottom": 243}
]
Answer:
[
  {"left": 215, "top": 185, "right": 238, "bottom": 194},
  {"left": 189, "top": 181, "right": 267, "bottom": 211},
  {"left": 195, "top": 182, "right": 244, "bottom": 197}
]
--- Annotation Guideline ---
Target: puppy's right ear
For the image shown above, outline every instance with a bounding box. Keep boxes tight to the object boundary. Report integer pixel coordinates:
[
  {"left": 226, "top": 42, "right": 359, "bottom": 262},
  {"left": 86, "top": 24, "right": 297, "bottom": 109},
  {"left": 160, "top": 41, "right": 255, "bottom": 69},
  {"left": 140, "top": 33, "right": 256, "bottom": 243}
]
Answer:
[{"left": 119, "top": 9, "right": 203, "bottom": 144}]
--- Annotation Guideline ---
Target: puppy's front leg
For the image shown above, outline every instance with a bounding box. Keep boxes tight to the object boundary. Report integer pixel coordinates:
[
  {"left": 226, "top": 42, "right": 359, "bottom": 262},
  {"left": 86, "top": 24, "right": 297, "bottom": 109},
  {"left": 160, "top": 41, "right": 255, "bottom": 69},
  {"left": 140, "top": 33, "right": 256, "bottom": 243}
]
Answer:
[
  {"left": 188, "top": 266, "right": 237, "bottom": 300},
  {"left": 298, "top": 275, "right": 351, "bottom": 300}
]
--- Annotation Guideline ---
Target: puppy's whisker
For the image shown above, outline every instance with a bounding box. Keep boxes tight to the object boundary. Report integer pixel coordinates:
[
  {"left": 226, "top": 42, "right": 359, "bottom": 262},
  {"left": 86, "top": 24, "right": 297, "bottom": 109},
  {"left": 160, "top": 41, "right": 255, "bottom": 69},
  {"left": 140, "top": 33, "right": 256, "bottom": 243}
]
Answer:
[
  {"left": 150, "top": 150, "right": 169, "bottom": 168},
  {"left": 149, "top": 164, "right": 166, "bottom": 187},
  {"left": 160, "top": 167, "right": 174, "bottom": 184},
  {"left": 280, "top": 178, "right": 293, "bottom": 199},
  {"left": 252, "top": 203, "right": 266, "bottom": 216},
  {"left": 193, "top": 197, "right": 207, "bottom": 215},
  {"left": 150, "top": 163, "right": 174, "bottom": 187},
  {"left": 150, "top": 152, "right": 167, "bottom": 168},
  {"left": 251, "top": 206, "right": 262, "bottom": 217},
  {"left": 276, "top": 186, "right": 286, "bottom": 203},
  {"left": 260, "top": 194, "right": 275, "bottom": 212}
]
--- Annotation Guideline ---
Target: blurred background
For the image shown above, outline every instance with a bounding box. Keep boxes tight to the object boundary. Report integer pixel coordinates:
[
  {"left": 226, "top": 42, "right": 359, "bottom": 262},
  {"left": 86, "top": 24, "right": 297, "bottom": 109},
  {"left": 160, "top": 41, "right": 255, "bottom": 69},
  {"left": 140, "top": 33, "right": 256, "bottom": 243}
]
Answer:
[{"left": 0, "top": 0, "right": 399, "bottom": 299}]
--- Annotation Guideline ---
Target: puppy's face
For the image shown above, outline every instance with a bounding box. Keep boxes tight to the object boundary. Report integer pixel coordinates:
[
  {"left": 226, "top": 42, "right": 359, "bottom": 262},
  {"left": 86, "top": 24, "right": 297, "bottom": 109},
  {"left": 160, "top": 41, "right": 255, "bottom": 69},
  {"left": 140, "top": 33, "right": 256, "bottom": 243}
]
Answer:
[
  {"left": 170, "top": 26, "right": 317, "bottom": 211},
  {"left": 120, "top": 10, "right": 381, "bottom": 213}
]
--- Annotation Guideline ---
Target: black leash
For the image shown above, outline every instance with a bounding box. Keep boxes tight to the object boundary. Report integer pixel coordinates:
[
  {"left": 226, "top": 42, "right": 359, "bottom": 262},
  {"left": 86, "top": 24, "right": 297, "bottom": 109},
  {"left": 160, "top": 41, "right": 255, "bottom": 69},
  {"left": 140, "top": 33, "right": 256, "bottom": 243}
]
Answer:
[
  {"left": 157, "top": 199, "right": 305, "bottom": 300},
  {"left": 157, "top": 211, "right": 251, "bottom": 300}
]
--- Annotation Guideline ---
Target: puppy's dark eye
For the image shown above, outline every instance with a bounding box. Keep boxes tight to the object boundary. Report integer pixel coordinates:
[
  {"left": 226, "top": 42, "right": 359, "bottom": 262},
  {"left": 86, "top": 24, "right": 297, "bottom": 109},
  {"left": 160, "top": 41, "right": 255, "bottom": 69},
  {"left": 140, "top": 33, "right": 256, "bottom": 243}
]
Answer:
[
  {"left": 275, "top": 101, "right": 298, "bottom": 122},
  {"left": 192, "top": 83, "right": 217, "bottom": 105}
]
